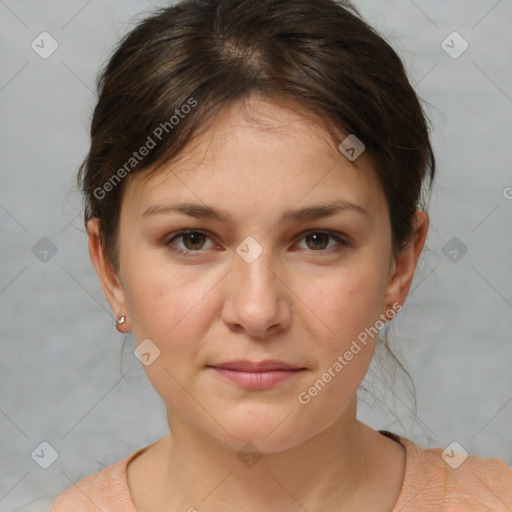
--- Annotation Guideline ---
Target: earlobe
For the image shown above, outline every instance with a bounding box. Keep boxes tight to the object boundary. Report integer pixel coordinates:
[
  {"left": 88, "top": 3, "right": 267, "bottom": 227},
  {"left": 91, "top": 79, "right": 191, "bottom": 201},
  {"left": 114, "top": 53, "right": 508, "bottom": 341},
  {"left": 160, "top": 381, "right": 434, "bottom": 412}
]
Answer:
[
  {"left": 87, "top": 219, "right": 129, "bottom": 331},
  {"left": 382, "top": 210, "right": 429, "bottom": 314}
]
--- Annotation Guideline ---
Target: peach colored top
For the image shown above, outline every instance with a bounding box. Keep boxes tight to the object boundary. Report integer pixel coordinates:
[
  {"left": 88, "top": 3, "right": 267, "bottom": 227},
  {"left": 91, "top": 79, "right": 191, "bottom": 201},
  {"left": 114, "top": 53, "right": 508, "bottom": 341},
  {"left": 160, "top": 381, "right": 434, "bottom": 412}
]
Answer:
[{"left": 50, "top": 431, "right": 512, "bottom": 511}]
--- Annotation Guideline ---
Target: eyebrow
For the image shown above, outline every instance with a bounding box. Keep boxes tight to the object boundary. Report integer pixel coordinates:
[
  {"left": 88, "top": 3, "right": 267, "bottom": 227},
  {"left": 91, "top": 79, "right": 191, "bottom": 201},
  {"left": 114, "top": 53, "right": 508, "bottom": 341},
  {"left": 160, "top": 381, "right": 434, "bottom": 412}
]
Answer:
[{"left": 142, "top": 199, "right": 368, "bottom": 227}]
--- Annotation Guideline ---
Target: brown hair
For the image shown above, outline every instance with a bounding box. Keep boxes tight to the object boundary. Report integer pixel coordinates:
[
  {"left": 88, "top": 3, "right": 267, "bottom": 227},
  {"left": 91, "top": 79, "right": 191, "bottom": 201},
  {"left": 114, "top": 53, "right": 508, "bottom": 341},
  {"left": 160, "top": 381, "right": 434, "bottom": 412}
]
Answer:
[
  {"left": 80, "top": 0, "right": 437, "bottom": 414},
  {"left": 78, "top": 0, "right": 435, "bottom": 273}
]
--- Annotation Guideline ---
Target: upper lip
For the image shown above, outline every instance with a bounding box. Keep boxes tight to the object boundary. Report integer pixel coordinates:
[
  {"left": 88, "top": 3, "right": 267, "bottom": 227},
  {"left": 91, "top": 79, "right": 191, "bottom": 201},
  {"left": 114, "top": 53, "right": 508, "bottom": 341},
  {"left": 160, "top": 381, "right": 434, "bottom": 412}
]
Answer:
[{"left": 209, "top": 360, "right": 304, "bottom": 372}]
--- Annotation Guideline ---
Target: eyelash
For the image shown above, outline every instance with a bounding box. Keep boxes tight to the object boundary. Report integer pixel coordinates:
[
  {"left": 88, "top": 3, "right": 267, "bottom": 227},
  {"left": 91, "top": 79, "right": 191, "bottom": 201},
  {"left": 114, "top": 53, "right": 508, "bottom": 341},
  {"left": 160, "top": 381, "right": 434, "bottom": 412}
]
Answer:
[{"left": 164, "top": 229, "right": 351, "bottom": 256}]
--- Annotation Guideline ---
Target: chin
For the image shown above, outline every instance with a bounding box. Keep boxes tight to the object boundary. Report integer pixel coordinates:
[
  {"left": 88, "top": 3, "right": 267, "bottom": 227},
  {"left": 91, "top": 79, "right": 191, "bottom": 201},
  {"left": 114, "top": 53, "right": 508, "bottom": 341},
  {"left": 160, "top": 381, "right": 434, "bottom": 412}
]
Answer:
[{"left": 207, "top": 408, "right": 320, "bottom": 454}]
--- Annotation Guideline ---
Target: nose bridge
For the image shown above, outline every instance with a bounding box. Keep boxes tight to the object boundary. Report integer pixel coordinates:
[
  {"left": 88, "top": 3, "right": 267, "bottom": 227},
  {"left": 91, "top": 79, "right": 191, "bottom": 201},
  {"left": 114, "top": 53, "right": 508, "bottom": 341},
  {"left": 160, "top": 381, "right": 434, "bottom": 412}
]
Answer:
[
  {"left": 234, "top": 235, "right": 277, "bottom": 296},
  {"left": 225, "top": 235, "right": 287, "bottom": 335}
]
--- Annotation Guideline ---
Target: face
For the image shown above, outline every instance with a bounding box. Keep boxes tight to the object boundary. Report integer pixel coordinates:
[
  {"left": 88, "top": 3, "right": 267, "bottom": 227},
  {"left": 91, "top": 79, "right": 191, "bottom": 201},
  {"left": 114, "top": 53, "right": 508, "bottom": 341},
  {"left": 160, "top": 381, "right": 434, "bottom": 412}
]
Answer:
[{"left": 90, "top": 97, "right": 423, "bottom": 453}]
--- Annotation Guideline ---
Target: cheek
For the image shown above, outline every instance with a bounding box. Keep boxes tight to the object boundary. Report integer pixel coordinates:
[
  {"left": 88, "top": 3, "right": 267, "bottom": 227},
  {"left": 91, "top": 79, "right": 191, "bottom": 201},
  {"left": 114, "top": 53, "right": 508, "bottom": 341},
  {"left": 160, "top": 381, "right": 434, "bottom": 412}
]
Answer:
[
  {"left": 306, "top": 266, "right": 387, "bottom": 347},
  {"left": 292, "top": 270, "right": 385, "bottom": 417},
  {"left": 124, "top": 247, "right": 389, "bottom": 364},
  {"left": 122, "top": 259, "right": 222, "bottom": 404},
  {"left": 125, "top": 261, "right": 220, "bottom": 344}
]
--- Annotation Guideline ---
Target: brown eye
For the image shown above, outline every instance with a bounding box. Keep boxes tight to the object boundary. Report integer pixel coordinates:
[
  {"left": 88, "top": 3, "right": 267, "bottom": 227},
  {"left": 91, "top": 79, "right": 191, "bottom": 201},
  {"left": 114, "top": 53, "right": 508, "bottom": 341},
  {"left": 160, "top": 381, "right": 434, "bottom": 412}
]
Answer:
[
  {"left": 165, "top": 230, "right": 213, "bottom": 255},
  {"left": 181, "top": 232, "right": 207, "bottom": 250},
  {"left": 305, "top": 232, "right": 330, "bottom": 250},
  {"left": 297, "top": 231, "right": 349, "bottom": 253}
]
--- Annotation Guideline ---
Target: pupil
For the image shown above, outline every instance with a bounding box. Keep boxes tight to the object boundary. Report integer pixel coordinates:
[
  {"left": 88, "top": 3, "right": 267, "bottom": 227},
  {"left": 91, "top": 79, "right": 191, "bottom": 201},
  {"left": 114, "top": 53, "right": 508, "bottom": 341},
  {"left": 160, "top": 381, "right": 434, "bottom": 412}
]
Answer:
[
  {"left": 309, "top": 233, "right": 327, "bottom": 250},
  {"left": 186, "top": 233, "right": 203, "bottom": 249}
]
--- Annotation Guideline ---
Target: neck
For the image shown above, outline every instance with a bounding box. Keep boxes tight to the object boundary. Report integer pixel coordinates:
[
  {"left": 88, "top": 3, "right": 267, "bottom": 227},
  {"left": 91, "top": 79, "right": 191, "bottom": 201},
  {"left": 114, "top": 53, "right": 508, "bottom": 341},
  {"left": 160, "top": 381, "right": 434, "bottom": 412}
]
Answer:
[{"left": 160, "top": 398, "right": 375, "bottom": 511}]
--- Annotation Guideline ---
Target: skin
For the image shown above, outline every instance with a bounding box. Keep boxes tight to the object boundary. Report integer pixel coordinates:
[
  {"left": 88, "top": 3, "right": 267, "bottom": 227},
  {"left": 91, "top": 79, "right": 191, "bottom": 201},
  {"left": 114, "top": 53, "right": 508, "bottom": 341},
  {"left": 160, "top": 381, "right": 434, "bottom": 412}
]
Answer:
[{"left": 88, "top": 96, "right": 428, "bottom": 511}]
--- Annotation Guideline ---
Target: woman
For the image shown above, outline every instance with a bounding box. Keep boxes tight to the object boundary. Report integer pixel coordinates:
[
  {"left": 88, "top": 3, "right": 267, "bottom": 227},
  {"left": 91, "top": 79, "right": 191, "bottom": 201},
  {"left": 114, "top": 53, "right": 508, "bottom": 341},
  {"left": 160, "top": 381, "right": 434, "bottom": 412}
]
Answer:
[{"left": 51, "top": 0, "right": 512, "bottom": 509}]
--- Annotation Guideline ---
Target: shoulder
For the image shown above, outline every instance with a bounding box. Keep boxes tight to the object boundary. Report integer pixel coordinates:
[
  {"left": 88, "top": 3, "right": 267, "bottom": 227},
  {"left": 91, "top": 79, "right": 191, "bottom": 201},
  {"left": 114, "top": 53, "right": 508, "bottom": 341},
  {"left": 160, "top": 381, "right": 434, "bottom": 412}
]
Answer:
[
  {"left": 49, "top": 471, "right": 98, "bottom": 512},
  {"left": 49, "top": 448, "right": 144, "bottom": 512},
  {"left": 380, "top": 431, "right": 512, "bottom": 511},
  {"left": 427, "top": 449, "right": 512, "bottom": 510}
]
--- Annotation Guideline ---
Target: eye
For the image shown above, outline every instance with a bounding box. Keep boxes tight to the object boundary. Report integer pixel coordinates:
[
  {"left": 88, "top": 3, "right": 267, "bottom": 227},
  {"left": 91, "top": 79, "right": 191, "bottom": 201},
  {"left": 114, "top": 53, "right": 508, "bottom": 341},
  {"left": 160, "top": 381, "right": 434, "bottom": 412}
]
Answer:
[
  {"left": 164, "top": 229, "right": 350, "bottom": 256},
  {"left": 165, "top": 230, "right": 215, "bottom": 255},
  {"left": 295, "top": 231, "right": 350, "bottom": 253}
]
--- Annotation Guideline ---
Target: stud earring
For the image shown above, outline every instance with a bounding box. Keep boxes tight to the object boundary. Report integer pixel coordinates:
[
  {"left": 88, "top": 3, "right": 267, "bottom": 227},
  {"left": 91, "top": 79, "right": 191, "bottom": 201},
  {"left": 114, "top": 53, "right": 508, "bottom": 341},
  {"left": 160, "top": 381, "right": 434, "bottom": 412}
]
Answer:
[{"left": 116, "top": 315, "right": 126, "bottom": 325}]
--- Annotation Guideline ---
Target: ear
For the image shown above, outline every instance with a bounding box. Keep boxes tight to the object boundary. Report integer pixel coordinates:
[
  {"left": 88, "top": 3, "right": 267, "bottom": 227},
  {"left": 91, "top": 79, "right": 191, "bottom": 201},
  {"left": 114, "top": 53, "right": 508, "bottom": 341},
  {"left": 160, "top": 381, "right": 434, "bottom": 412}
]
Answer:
[
  {"left": 87, "top": 218, "right": 130, "bottom": 332},
  {"left": 382, "top": 210, "right": 429, "bottom": 316}
]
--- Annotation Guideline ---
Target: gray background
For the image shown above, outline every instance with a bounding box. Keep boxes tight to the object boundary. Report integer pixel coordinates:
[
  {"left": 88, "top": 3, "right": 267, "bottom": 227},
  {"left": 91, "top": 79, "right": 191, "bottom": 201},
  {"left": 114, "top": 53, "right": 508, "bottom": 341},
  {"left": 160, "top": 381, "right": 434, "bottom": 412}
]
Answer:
[{"left": 1, "top": 0, "right": 511, "bottom": 510}]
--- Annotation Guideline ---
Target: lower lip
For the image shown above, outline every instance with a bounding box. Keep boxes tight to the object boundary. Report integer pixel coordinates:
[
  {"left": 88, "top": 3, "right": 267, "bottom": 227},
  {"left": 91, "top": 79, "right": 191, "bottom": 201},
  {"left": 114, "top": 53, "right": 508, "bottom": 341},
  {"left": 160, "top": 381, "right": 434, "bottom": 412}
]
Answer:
[{"left": 209, "top": 367, "right": 305, "bottom": 390}]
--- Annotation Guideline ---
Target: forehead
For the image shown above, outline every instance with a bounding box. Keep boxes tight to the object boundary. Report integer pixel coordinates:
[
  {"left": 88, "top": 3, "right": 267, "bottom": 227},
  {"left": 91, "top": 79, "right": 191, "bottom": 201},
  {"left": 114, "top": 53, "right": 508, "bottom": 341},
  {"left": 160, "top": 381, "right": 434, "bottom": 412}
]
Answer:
[{"left": 121, "top": 97, "right": 384, "bottom": 221}]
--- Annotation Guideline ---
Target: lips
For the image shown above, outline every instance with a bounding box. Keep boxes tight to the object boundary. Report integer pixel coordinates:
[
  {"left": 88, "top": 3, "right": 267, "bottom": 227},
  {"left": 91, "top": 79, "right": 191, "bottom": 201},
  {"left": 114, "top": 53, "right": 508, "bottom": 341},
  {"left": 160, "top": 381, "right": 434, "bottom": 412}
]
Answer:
[
  {"left": 207, "top": 360, "right": 306, "bottom": 390},
  {"left": 208, "top": 360, "right": 305, "bottom": 372}
]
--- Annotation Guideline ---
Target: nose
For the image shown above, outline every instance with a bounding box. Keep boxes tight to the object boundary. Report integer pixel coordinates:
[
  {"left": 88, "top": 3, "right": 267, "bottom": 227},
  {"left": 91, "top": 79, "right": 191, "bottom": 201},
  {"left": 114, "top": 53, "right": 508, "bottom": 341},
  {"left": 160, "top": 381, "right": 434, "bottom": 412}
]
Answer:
[{"left": 222, "top": 243, "right": 292, "bottom": 339}]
